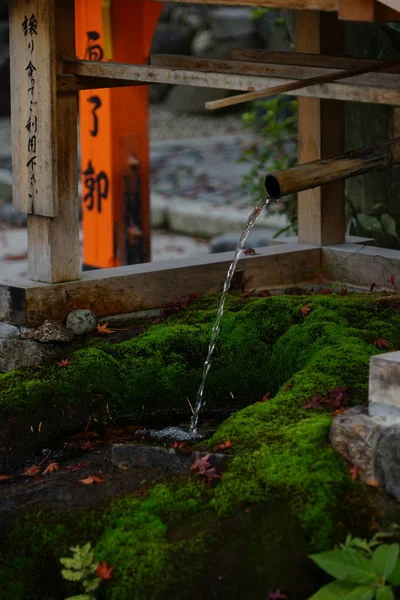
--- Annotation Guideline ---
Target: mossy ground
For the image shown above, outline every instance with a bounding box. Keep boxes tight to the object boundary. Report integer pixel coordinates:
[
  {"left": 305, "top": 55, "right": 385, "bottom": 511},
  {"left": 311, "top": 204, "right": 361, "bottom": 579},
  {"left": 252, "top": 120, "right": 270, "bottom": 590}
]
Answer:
[{"left": 1, "top": 292, "right": 400, "bottom": 599}]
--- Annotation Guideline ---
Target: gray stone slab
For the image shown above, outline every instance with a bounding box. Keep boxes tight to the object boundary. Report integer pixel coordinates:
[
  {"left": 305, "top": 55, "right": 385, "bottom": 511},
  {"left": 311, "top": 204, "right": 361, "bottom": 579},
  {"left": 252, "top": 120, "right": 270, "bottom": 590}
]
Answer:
[
  {"left": 375, "top": 426, "right": 400, "bottom": 501},
  {"left": 369, "top": 352, "right": 400, "bottom": 420}
]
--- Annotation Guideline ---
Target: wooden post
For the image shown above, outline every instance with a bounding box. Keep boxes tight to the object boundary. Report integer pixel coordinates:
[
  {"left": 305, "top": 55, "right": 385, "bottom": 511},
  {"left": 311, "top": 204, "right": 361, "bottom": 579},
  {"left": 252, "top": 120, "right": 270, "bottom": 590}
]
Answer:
[
  {"left": 76, "top": 0, "right": 161, "bottom": 271},
  {"left": 297, "top": 11, "right": 345, "bottom": 246},
  {"left": 10, "top": 0, "right": 80, "bottom": 283}
]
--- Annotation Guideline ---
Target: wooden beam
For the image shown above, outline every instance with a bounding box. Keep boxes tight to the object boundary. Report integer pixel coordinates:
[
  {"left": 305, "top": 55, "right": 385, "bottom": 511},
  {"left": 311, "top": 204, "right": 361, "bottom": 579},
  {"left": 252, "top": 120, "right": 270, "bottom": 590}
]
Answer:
[
  {"left": 231, "top": 49, "right": 400, "bottom": 72},
  {"left": 297, "top": 11, "right": 346, "bottom": 246},
  {"left": 57, "top": 74, "right": 143, "bottom": 92},
  {"left": 63, "top": 59, "right": 400, "bottom": 106},
  {"left": 150, "top": 54, "right": 400, "bottom": 89},
  {"left": 153, "top": 0, "right": 337, "bottom": 10},
  {"left": 0, "top": 245, "right": 321, "bottom": 326},
  {"left": 9, "top": 0, "right": 58, "bottom": 217},
  {"left": 27, "top": 0, "right": 80, "bottom": 283},
  {"left": 339, "top": 0, "right": 375, "bottom": 21}
]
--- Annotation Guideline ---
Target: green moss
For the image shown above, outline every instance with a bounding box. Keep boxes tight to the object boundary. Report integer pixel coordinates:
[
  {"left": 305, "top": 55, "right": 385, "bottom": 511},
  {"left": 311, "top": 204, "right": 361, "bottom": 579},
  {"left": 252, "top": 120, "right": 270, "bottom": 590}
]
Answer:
[{"left": 2, "top": 293, "right": 400, "bottom": 599}]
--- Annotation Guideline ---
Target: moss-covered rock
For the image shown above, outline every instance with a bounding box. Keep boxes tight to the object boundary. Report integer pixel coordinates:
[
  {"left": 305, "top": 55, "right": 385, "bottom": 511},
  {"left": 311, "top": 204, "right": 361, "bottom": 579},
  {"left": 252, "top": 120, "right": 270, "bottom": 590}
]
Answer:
[{"left": 1, "top": 292, "right": 400, "bottom": 599}]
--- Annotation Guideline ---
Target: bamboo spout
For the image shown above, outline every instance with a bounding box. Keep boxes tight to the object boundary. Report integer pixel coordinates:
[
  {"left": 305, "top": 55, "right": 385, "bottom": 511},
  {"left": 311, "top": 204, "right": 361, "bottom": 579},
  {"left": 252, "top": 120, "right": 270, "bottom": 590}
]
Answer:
[{"left": 264, "top": 137, "right": 400, "bottom": 199}]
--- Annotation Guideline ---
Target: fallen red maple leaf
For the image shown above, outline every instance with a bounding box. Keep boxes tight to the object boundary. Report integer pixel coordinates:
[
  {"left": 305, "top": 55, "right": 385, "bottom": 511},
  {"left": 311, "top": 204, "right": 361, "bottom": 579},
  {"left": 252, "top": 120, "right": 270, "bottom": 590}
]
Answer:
[
  {"left": 56, "top": 359, "right": 72, "bottom": 368},
  {"left": 370, "top": 282, "right": 377, "bottom": 292},
  {"left": 62, "top": 462, "right": 86, "bottom": 471},
  {"left": 3, "top": 252, "right": 28, "bottom": 261},
  {"left": 267, "top": 590, "right": 288, "bottom": 600},
  {"left": 0, "top": 475, "right": 13, "bottom": 481},
  {"left": 374, "top": 338, "right": 393, "bottom": 350},
  {"left": 244, "top": 248, "right": 258, "bottom": 256},
  {"left": 388, "top": 274, "right": 397, "bottom": 287},
  {"left": 172, "top": 441, "right": 188, "bottom": 449},
  {"left": 21, "top": 465, "right": 41, "bottom": 477},
  {"left": 216, "top": 440, "right": 232, "bottom": 451},
  {"left": 42, "top": 462, "right": 59, "bottom": 475},
  {"left": 97, "top": 322, "right": 115, "bottom": 335},
  {"left": 349, "top": 465, "right": 361, "bottom": 481},
  {"left": 300, "top": 304, "right": 311, "bottom": 318},
  {"left": 190, "top": 454, "right": 221, "bottom": 487},
  {"left": 79, "top": 475, "right": 105, "bottom": 485},
  {"left": 259, "top": 392, "right": 271, "bottom": 403},
  {"left": 96, "top": 562, "right": 113, "bottom": 581}
]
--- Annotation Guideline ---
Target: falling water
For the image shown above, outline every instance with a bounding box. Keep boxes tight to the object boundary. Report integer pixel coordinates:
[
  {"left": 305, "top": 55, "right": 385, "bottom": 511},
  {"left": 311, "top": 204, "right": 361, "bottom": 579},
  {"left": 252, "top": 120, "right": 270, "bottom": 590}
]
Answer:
[{"left": 190, "top": 196, "right": 271, "bottom": 433}]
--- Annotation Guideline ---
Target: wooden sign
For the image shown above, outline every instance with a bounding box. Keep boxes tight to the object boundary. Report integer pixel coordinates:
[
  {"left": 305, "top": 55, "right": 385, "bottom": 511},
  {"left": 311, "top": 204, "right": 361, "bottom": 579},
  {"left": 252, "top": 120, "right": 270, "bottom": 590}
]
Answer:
[{"left": 9, "top": 0, "right": 58, "bottom": 217}]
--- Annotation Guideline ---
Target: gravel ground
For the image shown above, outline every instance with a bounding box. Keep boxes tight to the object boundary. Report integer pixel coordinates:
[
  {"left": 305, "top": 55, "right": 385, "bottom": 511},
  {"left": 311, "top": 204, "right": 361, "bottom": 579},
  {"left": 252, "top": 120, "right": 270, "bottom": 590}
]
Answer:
[
  {"left": 0, "top": 105, "right": 244, "bottom": 150},
  {"left": 149, "top": 105, "right": 244, "bottom": 142}
]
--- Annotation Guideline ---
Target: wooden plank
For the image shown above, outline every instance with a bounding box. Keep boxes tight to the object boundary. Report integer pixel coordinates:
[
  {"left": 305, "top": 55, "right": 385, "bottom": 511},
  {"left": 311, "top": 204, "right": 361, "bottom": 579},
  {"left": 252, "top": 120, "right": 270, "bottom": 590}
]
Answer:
[
  {"left": 231, "top": 49, "right": 400, "bottom": 72},
  {"left": 205, "top": 57, "right": 400, "bottom": 110},
  {"left": 0, "top": 245, "right": 321, "bottom": 325},
  {"left": 339, "top": 0, "right": 375, "bottom": 21},
  {"left": 63, "top": 59, "right": 400, "bottom": 106},
  {"left": 151, "top": 54, "right": 400, "bottom": 89},
  {"left": 154, "top": 0, "right": 337, "bottom": 10},
  {"left": 57, "top": 74, "right": 143, "bottom": 92},
  {"left": 9, "top": 0, "right": 58, "bottom": 217},
  {"left": 322, "top": 244, "right": 400, "bottom": 288},
  {"left": 297, "top": 10, "right": 346, "bottom": 246},
  {"left": 27, "top": 0, "right": 80, "bottom": 283}
]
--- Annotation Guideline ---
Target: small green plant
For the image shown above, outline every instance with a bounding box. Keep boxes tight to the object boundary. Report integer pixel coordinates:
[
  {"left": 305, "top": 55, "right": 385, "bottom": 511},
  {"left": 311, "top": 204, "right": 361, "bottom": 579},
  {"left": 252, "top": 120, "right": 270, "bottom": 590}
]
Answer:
[
  {"left": 308, "top": 537, "right": 400, "bottom": 599},
  {"left": 60, "top": 542, "right": 100, "bottom": 600}
]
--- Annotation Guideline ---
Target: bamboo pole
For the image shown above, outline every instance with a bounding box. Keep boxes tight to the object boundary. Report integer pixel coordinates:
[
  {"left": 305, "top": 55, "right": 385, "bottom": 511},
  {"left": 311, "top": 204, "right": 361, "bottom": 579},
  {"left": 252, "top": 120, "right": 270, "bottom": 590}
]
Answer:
[
  {"left": 264, "top": 137, "right": 400, "bottom": 199},
  {"left": 205, "top": 57, "right": 400, "bottom": 111}
]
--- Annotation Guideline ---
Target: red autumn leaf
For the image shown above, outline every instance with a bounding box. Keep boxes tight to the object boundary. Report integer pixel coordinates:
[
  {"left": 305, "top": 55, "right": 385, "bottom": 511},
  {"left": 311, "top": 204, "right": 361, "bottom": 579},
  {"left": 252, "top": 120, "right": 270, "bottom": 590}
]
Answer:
[
  {"left": 300, "top": 304, "right": 311, "bottom": 318},
  {"left": 62, "top": 462, "right": 86, "bottom": 471},
  {"left": 267, "top": 590, "right": 288, "bottom": 600},
  {"left": 0, "top": 475, "right": 13, "bottom": 481},
  {"left": 3, "top": 252, "right": 28, "bottom": 261},
  {"left": 96, "top": 562, "right": 113, "bottom": 581},
  {"left": 172, "top": 441, "right": 188, "bottom": 449},
  {"left": 349, "top": 466, "right": 361, "bottom": 481},
  {"left": 259, "top": 393, "right": 271, "bottom": 403},
  {"left": 21, "top": 465, "right": 41, "bottom": 477},
  {"left": 370, "top": 282, "right": 377, "bottom": 292},
  {"left": 302, "top": 394, "right": 324, "bottom": 410},
  {"left": 388, "top": 274, "right": 397, "bottom": 286},
  {"left": 56, "top": 359, "right": 72, "bottom": 368},
  {"left": 313, "top": 288, "right": 332, "bottom": 295},
  {"left": 97, "top": 322, "right": 115, "bottom": 335},
  {"left": 216, "top": 440, "right": 232, "bottom": 451},
  {"left": 190, "top": 454, "right": 221, "bottom": 487},
  {"left": 244, "top": 248, "right": 258, "bottom": 256},
  {"left": 79, "top": 475, "right": 105, "bottom": 485},
  {"left": 42, "top": 462, "right": 59, "bottom": 475},
  {"left": 374, "top": 338, "right": 393, "bottom": 350}
]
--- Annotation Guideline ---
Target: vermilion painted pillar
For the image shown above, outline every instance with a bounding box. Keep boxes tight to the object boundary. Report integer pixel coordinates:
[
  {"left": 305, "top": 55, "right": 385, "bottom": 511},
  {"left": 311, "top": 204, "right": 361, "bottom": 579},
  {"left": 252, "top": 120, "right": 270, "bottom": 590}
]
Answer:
[{"left": 75, "top": 0, "right": 161, "bottom": 269}]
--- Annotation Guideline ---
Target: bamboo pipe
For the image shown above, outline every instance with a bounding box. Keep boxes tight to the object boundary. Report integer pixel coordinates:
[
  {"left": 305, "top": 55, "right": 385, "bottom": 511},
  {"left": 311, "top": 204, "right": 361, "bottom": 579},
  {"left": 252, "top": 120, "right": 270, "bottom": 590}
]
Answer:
[
  {"left": 205, "top": 57, "right": 400, "bottom": 111},
  {"left": 264, "top": 137, "right": 400, "bottom": 199}
]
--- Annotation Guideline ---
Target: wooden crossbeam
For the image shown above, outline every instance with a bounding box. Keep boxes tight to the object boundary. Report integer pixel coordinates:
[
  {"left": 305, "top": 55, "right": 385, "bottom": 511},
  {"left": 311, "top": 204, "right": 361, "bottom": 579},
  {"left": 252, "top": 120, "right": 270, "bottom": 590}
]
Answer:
[
  {"left": 63, "top": 58, "right": 400, "bottom": 106},
  {"left": 154, "top": 0, "right": 337, "bottom": 10},
  {"left": 0, "top": 245, "right": 321, "bottom": 326},
  {"left": 231, "top": 50, "right": 400, "bottom": 72}
]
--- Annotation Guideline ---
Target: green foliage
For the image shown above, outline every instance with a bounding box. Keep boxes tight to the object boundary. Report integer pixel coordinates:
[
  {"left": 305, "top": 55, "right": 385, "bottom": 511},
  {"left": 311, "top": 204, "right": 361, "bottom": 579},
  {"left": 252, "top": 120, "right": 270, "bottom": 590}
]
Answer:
[
  {"left": 309, "top": 542, "right": 400, "bottom": 599},
  {"left": 347, "top": 198, "right": 400, "bottom": 250},
  {"left": 60, "top": 543, "right": 100, "bottom": 600},
  {"left": 239, "top": 95, "right": 298, "bottom": 236}
]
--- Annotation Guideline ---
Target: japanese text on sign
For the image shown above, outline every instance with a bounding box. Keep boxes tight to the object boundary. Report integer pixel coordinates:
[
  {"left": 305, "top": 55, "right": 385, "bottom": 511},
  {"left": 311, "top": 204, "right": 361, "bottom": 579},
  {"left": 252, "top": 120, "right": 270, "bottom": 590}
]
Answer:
[{"left": 22, "top": 13, "right": 39, "bottom": 206}]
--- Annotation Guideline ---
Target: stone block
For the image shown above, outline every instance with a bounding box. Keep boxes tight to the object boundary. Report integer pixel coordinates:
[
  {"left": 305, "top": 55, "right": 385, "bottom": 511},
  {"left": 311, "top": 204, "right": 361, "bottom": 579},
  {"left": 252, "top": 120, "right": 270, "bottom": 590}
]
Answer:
[
  {"left": 375, "top": 426, "right": 400, "bottom": 501},
  {"left": 369, "top": 352, "right": 400, "bottom": 420},
  {"left": 330, "top": 405, "right": 382, "bottom": 486}
]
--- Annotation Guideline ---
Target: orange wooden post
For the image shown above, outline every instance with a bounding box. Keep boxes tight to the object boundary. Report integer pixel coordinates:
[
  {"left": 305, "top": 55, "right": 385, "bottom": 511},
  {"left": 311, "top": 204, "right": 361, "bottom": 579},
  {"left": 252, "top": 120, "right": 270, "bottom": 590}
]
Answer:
[{"left": 75, "top": 0, "right": 161, "bottom": 269}]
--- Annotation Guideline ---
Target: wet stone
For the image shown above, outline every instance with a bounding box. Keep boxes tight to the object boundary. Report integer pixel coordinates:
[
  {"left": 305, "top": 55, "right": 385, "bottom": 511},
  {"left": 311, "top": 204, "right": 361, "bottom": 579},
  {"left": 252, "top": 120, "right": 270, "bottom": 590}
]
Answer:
[
  {"left": 111, "top": 444, "right": 228, "bottom": 474},
  {"left": 66, "top": 309, "right": 97, "bottom": 335},
  {"left": 369, "top": 351, "right": 400, "bottom": 420},
  {"left": 33, "top": 320, "right": 74, "bottom": 343},
  {"left": 375, "top": 426, "right": 400, "bottom": 502}
]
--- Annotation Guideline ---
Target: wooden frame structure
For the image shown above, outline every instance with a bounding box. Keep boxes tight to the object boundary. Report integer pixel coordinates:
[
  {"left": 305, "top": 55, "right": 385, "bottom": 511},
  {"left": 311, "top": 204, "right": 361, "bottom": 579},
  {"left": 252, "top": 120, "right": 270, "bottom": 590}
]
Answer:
[{"left": 2, "top": 0, "right": 400, "bottom": 326}]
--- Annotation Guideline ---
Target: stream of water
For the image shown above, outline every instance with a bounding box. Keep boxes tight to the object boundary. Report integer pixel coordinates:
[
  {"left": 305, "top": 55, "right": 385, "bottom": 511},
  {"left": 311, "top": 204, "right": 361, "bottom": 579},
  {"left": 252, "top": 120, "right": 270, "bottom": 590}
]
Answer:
[{"left": 190, "top": 196, "right": 271, "bottom": 433}]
